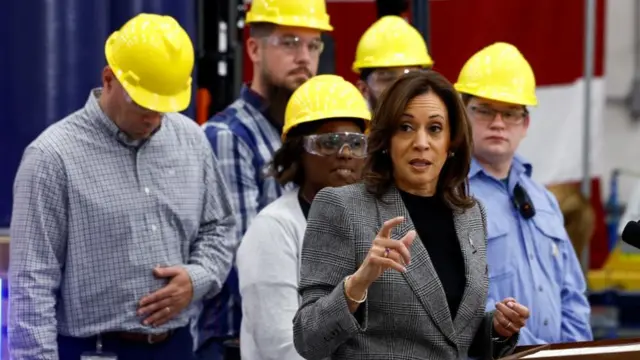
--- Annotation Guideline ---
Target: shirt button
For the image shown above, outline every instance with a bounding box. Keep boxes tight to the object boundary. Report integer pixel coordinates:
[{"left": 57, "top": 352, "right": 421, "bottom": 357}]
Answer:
[
  {"left": 538, "top": 285, "right": 543, "bottom": 292},
  {"left": 144, "top": 187, "right": 150, "bottom": 195},
  {"left": 544, "top": 319, "right": 549, "bottom": 326},
  {"left": 529, "top": 254, "right": 534, "bottom": 260},
  {"left": 151, "top": 225, "right": 157, "bottom": 232}
]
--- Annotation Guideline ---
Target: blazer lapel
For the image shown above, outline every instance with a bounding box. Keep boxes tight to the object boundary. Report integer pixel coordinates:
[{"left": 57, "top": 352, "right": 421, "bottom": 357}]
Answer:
[
  {"left": 452, "top": 208, "right": 487, "bottom": 334},
  {"left": 376, "top": 186, "right": 457, "bottom": 344},
  {"left": 452, "top": 210, "right": 473, "bottom": 329}
]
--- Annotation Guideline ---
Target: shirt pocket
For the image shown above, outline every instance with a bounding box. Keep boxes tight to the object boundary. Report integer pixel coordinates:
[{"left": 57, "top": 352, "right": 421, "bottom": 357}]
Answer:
[
  {"left": 532, "top": 210, "right": 567, "bottom": 285},
  {"left": 486, "top": 217, "right": 515, "bottom": 281}
]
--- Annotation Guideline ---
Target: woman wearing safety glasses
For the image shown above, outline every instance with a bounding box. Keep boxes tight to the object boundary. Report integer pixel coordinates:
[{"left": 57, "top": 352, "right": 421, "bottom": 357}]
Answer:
[
  {"left": 235, "top": 74, "right": 371, "bottom": 360},
  {"left": 292, "top": 70, "right": 529, "bottom": 359}
]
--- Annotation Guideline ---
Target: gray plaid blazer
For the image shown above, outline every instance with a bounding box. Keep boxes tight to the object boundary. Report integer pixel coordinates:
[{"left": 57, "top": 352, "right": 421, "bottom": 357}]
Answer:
[{"left": 293, "top": 183, "right": 518, "bottom": 360}]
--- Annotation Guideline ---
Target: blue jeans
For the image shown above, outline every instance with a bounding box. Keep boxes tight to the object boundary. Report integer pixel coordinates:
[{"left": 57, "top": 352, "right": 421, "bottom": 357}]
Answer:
[{"left": 58, "top": 326, "right": 195, "bottom": 360}]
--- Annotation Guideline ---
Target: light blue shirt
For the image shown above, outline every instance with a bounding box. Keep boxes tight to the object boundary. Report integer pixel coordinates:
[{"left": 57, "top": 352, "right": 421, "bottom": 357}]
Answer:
[{"left": 469, "top": 155, "right": 593, "bottom": 345}]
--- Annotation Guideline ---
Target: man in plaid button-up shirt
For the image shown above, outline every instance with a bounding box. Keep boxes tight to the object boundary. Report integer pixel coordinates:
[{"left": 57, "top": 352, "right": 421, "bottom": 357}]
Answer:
[{"left": 196, "top": 10, "right": 332, "bottom": 359}]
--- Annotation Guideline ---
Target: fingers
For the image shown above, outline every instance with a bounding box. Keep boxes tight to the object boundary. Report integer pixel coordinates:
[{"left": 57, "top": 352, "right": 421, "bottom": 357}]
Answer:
[
  {"left": 493, "top": 308, "right": 516, "bottom": 337},
  {"left": 143, "top": 304, "right": 175, "bottom": 327},
  {"left": 153, "top": 266, "right": 182, "bottom": 278},
  {"left": 500, "top": 297, "right": 517, "bottom": 304},
  {"left": 498, "top": 299, "right": 530, "bottom": 321},
  {"left": 368, "top": 253, "right": 407, "bottom": 273},
  {"left": 400, "top": 230, "right": 416, "bottom": 248},
  {"left": 508, "top": 301, "right": 531, "bottom": 319},
  {"left": 374, "top": 231, "right": 415, "bottom": 265},
  {"left": 377, "top": 217, "right": 405, "bottom": 238},
  {"left": 139, "top": 285, "right": 174, "bottom": 307},
  {"left": 496, "top": 302, "right": 526, "bottom": 329},
  {"left": 138, "top": 295, "right": 173, "bottom": 317}
]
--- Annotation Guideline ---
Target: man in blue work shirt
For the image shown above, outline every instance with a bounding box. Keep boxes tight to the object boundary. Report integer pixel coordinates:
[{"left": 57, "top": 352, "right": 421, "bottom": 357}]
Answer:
[
  {"left": 197, "top": 0, "right": 333, "bottom": 358},
  {"left": 455, "top": 42, "right": 593, "bottom": 345}
]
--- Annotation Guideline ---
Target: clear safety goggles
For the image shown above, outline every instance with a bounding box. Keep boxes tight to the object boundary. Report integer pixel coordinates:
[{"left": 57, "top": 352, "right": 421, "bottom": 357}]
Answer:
[
  {"left": 303, "top": 132, "right": 368, "bottom": 158},
  {"left": 266, "top": 35, "right": 324, "bottom": 56}
]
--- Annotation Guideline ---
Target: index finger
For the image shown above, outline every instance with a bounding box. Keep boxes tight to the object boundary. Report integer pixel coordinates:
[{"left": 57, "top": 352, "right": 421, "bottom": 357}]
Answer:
[
  {"left": 509, "top": 302, "right": 530, "bottom": 319},
  {"left": 378, "top": 217, "right": 405, "bottom": 238},
  {"left": 501, "top": 297, "right": 517, "bottom": 304}
]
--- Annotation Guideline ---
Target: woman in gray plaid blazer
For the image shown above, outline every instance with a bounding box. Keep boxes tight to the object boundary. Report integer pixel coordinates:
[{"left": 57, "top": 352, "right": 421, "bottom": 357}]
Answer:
[{"left": 292, "top": 71, "right": 530, "bottom": 360}]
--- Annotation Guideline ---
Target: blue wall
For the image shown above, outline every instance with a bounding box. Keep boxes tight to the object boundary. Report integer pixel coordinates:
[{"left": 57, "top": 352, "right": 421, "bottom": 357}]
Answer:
[{"left": 0, "top": 0, "right": 197, "bottom": 228}]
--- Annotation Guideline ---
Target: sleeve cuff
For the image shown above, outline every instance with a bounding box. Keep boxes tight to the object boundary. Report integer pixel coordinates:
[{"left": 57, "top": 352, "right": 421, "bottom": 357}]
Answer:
[
  {"left": 183, "top": 264, "right": 212, "bottom": 302},
  {"left": 492, "top": 332, "right": 519, "bottom": 359},
  {"left": 333, "top": 277, "right": 368, "bottom": 333}
]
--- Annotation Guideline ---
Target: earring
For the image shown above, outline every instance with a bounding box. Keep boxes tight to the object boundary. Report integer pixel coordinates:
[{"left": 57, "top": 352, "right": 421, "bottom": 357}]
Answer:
[
  {"left": 448, "top": 151, "right": 455, "bottom": 158},
  {"left": 382, "top": 149, "right": 388, "bottom": 154}
]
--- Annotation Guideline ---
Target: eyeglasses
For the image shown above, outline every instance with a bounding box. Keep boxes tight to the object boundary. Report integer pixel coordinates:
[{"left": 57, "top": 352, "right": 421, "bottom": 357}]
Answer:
[
  {"left": 303, "top": 132, "right": 368, "bottom": 158},
  {"left": 469, "top": 105, "right": 527, "bottom": 125},
  {"left": 266, "top": 35, "right": 324, "bottom": 56}
]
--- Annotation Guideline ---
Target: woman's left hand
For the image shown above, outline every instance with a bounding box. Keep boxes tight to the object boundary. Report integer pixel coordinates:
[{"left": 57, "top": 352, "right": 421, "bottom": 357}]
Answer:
[{"left": 493, "top": 297, "right": 530, "bottom": 338}]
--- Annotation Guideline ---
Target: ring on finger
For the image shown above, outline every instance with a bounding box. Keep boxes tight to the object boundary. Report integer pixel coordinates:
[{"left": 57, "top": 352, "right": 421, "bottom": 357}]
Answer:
[
  {"left": 505, "top": 321, "right": 512, "bottom": 330},
  {"left": 383, "top": 248, "right": 390, "bottom": 258}
]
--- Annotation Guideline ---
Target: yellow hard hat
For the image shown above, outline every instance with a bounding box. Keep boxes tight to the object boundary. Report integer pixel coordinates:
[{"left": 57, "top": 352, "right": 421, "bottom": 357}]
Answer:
[
  {"left": 105, "top": 13, "right": 195, "bottom": 113},
  {"left": 246, "top": 0, "right": 333, "bottom": 32},
  {"left": 352, "top": 16, "right": 433, "bottom": 73},
  {"left": 283, "top": 75, "right": 371, "bottom": 140},
  {"left": 454, "top": 42, "right": 537, "bottom": 106}
]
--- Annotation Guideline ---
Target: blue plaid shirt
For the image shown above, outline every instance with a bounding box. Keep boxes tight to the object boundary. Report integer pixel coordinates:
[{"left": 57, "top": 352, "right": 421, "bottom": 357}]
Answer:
[{"left": 198, "top": 85, "right": 291, "bottom": 346}]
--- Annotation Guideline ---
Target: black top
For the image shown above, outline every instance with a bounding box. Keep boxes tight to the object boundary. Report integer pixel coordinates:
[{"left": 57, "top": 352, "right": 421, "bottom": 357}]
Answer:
[
  {"left": 298, "top": 191, "right": 311, "bottom": 219},
  {"left": 399, "top": 190, "right": 466, "bottom": 319}
]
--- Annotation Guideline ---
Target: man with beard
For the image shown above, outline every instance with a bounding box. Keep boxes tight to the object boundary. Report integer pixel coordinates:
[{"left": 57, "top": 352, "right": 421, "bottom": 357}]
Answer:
[
  {"left": 198, "top": 1, "right": 333, "bottom": 358},
  {"left": 353, "top": 15, "right": 434, "bottom": 110}
]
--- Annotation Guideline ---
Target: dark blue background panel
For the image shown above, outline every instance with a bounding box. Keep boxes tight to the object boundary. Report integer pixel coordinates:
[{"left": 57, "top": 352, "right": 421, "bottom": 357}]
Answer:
[{"left": 0, "top": 0, "right": 197, "bottom": 228}]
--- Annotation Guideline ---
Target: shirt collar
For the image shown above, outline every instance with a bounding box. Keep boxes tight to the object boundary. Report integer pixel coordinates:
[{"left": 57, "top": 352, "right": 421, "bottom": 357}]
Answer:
[
  {"left": 240, "top": 84, "right": 269, "bottom": 114},
  {"left": 469, "top": 154, "right": 533, "bottom": 179},
  {"left": 240, "top": 84, "right": 282, "bottom": 133},
  {"left": 85, "top": 88, "right": 161, "bottom": 148},
  {"left": 86, "top": 88, "right": 119, "bottom": 136}
]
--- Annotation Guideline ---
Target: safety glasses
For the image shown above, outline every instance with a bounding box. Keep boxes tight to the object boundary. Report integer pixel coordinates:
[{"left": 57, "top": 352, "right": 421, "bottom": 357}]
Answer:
[
  {"left": 303, "top": 132, "right": 368, "bottom": 158},
  {"left": 266, "top": 35, "right": 324, "bottom": 56}
]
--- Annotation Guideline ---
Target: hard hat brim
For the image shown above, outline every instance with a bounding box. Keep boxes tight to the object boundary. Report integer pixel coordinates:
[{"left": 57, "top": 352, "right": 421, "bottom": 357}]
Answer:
[
  {"left": 245, "top": 14, "right": 333, "bottom": 31},
  {"left": 124, "top": 81, "right": 193, "bottom": 113},
  {"left": 454, "top": 84, "right": 538, "bottom": 107},
  {"left": 352, "top": 60, "right": 434, "bottom": 74},
  {"left": 282, "top": 111, "right": 371, "bottom": 141}
]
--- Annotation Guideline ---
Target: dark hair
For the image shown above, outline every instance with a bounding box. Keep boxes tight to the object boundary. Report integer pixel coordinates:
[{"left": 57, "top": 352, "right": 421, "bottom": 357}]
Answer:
[
  {"left": 269, "top": 119, "right": 366, "bottom": 186},
  {"left": 460, "top": 93, "right": 474, "bottom": 106},
  {"left": 363, "top": 70, "right": 475, "bottom": 210},
  {"left": 249, "top": 22, "right": 276, "bottom": 38}
]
